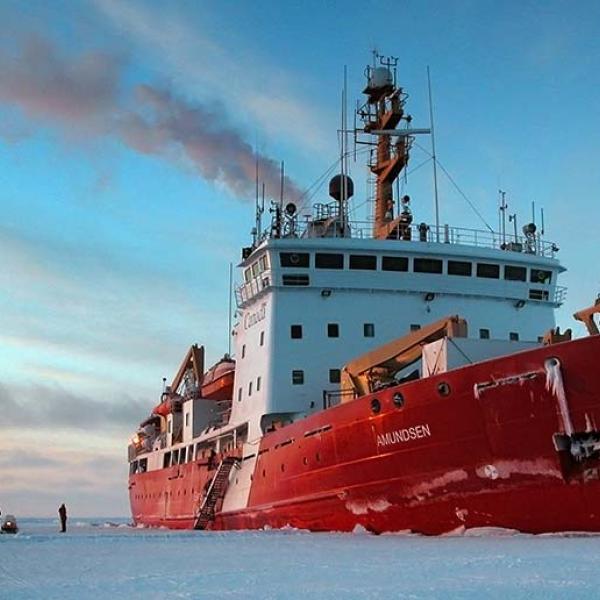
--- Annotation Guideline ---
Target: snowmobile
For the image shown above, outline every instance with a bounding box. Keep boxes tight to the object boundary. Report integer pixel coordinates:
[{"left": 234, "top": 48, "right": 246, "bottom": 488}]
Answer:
[{"left": 1, "top": 514, "right": 18, "bottom": 534}]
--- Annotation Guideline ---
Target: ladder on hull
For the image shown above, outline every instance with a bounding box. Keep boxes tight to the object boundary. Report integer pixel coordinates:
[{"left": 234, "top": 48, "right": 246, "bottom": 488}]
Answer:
[{"left": 194, "top": 457, "right": 239, "bottom": 530}]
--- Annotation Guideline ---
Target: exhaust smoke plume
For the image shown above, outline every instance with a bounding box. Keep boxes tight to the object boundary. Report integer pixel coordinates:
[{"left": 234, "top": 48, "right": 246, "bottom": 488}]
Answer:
[{"left": 0, "top": 34, "right": 301, "bottom": 202}]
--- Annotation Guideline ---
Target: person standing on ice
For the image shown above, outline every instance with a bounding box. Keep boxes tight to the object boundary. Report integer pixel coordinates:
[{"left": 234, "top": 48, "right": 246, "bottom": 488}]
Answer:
[{"left": 58, "top": 503, "right": 67, "bottom": 533}]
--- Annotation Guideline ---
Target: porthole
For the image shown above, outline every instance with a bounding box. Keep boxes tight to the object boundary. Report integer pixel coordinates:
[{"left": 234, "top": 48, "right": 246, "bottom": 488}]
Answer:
[
  {"left": 392, "top": 392, "right": 405, "bottom": 408},
  {"left": 371, "top": 398, "right": 381, "bottom": 414},
  {"left": 438, "top": 382, "right": 451, "bottom": 396}
]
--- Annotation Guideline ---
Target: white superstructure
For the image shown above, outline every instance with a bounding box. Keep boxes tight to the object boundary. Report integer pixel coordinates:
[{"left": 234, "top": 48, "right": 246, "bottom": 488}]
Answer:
[{"left": 232, "top": 230, "right": 564, "bottom": 440}]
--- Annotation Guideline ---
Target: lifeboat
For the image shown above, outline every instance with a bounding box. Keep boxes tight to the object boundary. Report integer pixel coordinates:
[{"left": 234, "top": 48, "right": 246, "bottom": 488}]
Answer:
[
  {"left": 152, "top": 398, "right": 172, "bottom": 418},
  {"left": 201, "top": 356, "right": 235, "bottom": 400}
]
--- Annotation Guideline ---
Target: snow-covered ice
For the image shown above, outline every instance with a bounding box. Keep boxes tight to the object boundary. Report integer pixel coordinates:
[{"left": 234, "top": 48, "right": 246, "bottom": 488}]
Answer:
[{"left": 2, "top": 518, "right": 600, "bottom": 599}]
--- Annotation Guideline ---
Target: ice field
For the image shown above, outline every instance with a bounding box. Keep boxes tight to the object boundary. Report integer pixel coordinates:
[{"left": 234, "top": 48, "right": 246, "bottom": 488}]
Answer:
[{"left": 2, "top": 518, "right": 600, "bottom": 599}]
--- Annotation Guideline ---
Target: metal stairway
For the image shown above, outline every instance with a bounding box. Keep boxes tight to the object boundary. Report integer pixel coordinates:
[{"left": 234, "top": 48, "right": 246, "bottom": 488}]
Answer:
[{"left": 193, "top": 456, "right": 239, "bottom": 530}]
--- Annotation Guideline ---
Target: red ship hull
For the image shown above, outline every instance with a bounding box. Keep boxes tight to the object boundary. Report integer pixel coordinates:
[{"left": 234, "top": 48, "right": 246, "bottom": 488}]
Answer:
[{"left": 130, "top": 335, "right": 600, "bottom": 534}]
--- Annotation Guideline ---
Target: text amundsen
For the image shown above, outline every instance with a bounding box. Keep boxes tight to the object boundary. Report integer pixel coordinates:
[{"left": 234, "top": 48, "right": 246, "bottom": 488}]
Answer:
[{"left": 376, "top": 424, "right": 432, "bottom": 447}]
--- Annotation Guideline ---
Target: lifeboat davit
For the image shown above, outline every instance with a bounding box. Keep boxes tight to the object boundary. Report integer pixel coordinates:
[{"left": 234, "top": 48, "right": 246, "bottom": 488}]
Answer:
[{"left": 201, "top": 356, "right": 235, "bottom": 401}]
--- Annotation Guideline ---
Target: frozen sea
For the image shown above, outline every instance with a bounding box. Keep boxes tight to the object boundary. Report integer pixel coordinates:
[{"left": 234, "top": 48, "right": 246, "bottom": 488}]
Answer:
[{"left": 2, "top": 518, "right": 600, "bottom": 599}]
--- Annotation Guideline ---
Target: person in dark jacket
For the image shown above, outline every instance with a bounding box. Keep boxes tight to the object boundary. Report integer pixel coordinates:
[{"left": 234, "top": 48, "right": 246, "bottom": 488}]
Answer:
[{"left": 58, "top": 503, "right": 67, "bottom": 533}]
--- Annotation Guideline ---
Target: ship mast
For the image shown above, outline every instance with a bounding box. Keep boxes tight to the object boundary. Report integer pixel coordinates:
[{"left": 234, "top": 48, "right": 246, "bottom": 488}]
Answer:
[{"left": 357, "top": 52, "right": 429, "bottom": 240}]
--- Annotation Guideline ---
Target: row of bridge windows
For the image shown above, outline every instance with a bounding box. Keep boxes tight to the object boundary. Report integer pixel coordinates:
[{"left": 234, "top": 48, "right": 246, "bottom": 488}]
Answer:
[{"left": 280, "top": 252, "right": 552, "bottom": 283}]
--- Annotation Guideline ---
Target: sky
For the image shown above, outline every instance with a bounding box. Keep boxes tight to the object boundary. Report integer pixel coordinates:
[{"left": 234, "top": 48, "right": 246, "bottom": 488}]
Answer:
[{"left": 0, "top": 0, "right": 599, "bottom": 517}]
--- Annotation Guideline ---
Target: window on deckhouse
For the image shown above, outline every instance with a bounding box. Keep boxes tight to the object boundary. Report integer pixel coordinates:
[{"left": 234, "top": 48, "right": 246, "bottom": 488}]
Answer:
[
  {"left": 414, "top": 258, "right": 443, "bottom": 273},
  {"left": 477, "top": 263, "right": 500, "bottom": 279},
  {"left": 280, "top": 252, "right": 309, "bottom": 268},
  {"left": 349, "top": 255, "right": 377, "bottom": 270},
  {"left": 382, "top": 256, "right": 408, "bottom": 271},
  {"left": 315, "top": 253, "right": 344, "bottom": 269},
  {"left": 364, "top": 323, "right": 375, "bottom": 337},
  {"left": 329, "top": 369, "right": 341, "bottom": 383},
  {"left": 530, "top": 269, "right": 552, "bottom": 284},
  {"left": 448, "top": 261, "right": 472, "bottom": 276},
  {"left": 505, "top": 265, "right": 526, "bottom": 281}
]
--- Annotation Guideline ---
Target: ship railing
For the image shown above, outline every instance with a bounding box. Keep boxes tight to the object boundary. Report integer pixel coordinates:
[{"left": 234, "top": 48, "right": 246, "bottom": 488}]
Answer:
[
  {"left": 235, "top": 271, "right": 272, "bottom": 306},
  {"left": 297, "top": 218, "right": 559, "bottom": 258},
  {"left": 554, "top": 285, "right": 568, "bottom": 305}
]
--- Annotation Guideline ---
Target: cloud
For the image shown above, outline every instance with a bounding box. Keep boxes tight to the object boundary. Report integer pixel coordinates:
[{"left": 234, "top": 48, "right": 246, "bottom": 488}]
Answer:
[
  {"left": 0, "top": 381, "right": 149, "bottom": 431},
  {"left": 0, "top": 32, "right": 302, "bottom": 201},
  {"left": 0, "top": 443, "right": 129, "bottom": 516},
  {"left": 0, "top": 449, "right": 62, "bottom": 469},
  {"left": 0, "top": 224, "right": 206, "bottom": 371}
]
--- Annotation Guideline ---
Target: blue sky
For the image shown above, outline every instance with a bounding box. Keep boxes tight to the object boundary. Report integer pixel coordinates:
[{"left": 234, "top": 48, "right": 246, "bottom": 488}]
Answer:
[{"left": 0, "top": 0, "right": 599, "bottom": 516}]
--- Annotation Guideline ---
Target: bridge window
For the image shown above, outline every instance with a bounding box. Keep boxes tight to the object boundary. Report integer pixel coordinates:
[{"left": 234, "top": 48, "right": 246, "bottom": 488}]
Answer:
[
  {"left": 327, "top": 323, "right": 339, "bottom": 337},
  {"left": 509, "top": 332, "right": 519, "bottom": 341},
  {"left": 414, "top": 258, "right": 443, "bottom": 273},
  {"left": 260, "top": 255, "right": 269, "bottom": 271},
  {"left": 329, "top": 369, "right": 341, "bottom": 383},
  {"left": 505, "top": 265, "right": 526, "bottom": 281},
  {"left": 529, "top": 289, "right": 549, "bottom": 301},
  {"left": 382, "top": 256, "right": 408, "bottom": 271},
  {"left": 280, "top": 252, "right": 309, "bottom": 268},
  {"left": 316, "top": 253, "right": 344, "bottom": 269},
  {"left": 364, "top": 323, "right": 375, "bottom": 337},
  {"left": 251, "top": 262, "right": 259, "bottom": 277},
  {"left": 349, "top": 254, "right": 377, "bottom": 270},
  {"left": 448, "top": 260, "right": 472, "bottom": 276},
  {"left": 291, "top": 324, "right": 303, "bottom": 339},
  {"left": 244, "top": 268, "right": 251, "bottom": 282},
  {"left": 479, "top": 328, "right": 490, "bottom": 339},
  {"left": 163, "top": 453, "right": 171, "bottom": 468},
  {"left": 530, "top": 269, "right": 552, "bottom": 284},
  {"left": 477, "top": 263, "right": 500, "bottom": 279},
  {"left": 282, "top": 274, "right": 310, "bottom": 286},
  {"left": 292, "top": 370, "right": 304, "bottom": 385}
]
